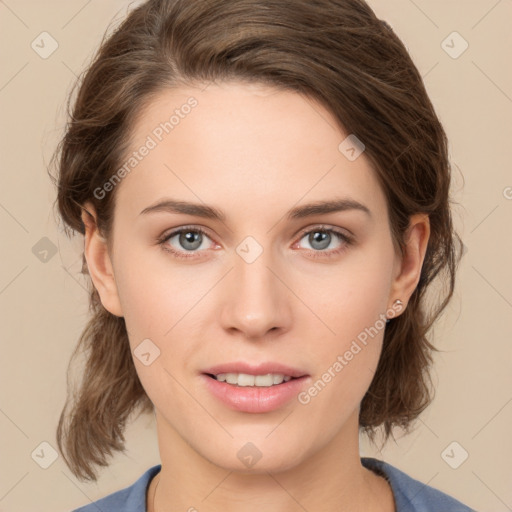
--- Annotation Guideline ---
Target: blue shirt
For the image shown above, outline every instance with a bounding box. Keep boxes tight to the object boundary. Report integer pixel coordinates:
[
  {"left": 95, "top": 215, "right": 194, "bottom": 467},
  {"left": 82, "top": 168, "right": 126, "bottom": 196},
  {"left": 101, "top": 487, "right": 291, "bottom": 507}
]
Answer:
[{"left": 72, "top": 457, "right": 476, "bottom": 511}]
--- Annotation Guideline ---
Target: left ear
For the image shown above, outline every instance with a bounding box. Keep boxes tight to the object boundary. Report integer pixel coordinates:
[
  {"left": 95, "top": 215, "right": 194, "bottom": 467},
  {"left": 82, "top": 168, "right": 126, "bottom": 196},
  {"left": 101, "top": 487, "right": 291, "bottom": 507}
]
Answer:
[{"left": 388, "top": 213, "right": 430, "bottom": 314}]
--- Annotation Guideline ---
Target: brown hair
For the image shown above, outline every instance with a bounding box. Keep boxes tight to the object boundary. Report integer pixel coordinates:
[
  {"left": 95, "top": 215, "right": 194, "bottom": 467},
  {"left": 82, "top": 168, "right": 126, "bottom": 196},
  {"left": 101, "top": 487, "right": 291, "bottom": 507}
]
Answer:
[{"left": 50, "top": 0, "right": 463, "bottom": 482}]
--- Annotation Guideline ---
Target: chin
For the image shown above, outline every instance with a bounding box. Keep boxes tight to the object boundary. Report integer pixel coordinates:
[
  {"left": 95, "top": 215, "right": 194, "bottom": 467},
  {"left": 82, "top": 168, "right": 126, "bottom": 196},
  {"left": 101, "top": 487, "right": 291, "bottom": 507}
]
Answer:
[{"left": 199, "top": 437, "right": 310, "bottom": 475}]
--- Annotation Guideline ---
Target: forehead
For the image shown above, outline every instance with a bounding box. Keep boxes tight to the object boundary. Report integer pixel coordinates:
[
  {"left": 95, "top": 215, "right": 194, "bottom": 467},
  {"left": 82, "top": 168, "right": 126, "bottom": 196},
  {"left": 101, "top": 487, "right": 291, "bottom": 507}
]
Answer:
[
  {"left": 115, "top": 81, "right": 386, "bottom": 221},
  {"left": 131, "top": 81, "right": 339, "bottom": 152}
]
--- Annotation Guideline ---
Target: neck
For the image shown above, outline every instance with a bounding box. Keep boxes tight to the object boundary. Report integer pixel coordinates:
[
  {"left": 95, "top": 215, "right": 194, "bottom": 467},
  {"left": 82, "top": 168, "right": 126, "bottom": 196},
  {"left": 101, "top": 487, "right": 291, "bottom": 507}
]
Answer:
[{"left": 147, "top": 409, "right": 395, "bottom": 512}]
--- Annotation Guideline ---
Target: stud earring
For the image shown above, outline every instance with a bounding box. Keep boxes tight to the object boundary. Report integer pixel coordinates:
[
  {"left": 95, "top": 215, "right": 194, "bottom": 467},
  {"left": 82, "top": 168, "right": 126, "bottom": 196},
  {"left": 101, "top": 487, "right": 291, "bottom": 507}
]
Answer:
[{"left": 386, "top": 299, "right": 403, "bottom": 323}]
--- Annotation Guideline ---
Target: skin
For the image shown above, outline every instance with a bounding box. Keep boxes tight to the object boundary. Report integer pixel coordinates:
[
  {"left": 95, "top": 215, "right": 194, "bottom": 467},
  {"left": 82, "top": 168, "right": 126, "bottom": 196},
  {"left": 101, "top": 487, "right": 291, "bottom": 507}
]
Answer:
[{"left": 81, "top": 81, "right": 430, "bottom": 512}]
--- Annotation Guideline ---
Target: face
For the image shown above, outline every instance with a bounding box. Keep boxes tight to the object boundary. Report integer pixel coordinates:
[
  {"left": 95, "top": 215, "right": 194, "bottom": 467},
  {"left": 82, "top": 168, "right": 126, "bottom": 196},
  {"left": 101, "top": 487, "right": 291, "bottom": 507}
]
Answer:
[{"left": 86, "top": 81, "right": 419, "bottom": 474}]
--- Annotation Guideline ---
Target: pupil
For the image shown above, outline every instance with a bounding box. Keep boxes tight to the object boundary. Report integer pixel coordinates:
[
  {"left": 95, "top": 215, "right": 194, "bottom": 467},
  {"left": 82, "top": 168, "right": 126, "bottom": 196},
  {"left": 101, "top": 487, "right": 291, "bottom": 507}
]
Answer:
[
  {"left": 311, "top": 231, "right": 330, "bottom": 250},
  {"left": 181, "top": 231, "right": 201, "bottom": 250}
]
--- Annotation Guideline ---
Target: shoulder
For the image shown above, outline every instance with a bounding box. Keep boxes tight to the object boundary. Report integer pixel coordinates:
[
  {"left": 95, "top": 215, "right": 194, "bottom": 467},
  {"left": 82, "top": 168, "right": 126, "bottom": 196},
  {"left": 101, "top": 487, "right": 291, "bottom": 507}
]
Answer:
[
  {"left": 70, "top": 460, "right": 476, "bottom": 512},
  {"left": 361, "top": 457, "right": 476, "bottom": 512},
  {"left": 71, "top": 464, "right": 161, "bottom": 512}
]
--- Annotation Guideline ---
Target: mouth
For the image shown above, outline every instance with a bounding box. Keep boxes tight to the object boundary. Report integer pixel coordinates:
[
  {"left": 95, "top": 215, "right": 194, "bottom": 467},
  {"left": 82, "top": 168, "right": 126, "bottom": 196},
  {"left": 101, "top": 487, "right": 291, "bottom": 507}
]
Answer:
[{"left": 200, "top": 362, "right": 309, "bottom": 413}]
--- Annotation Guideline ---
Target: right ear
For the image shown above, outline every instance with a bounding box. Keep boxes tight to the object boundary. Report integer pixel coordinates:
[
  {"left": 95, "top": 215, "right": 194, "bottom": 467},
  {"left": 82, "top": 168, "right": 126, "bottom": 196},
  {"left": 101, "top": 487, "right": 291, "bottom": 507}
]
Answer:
[{"left": 81, "top": 202, "right": 124, "bottom": 317}]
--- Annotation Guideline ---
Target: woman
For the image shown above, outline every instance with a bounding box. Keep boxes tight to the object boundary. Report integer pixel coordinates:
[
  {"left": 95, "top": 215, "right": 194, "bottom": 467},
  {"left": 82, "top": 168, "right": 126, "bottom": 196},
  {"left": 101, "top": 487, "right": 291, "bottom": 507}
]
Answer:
[{"left": 51, "top": 0, "right": 475, "bottom": 510}]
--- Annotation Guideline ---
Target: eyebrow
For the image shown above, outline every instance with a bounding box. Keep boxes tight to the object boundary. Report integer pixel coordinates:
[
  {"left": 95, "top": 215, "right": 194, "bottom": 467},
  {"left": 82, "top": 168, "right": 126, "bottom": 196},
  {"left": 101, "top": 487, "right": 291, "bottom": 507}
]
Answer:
[{"left": 139, "top": 197, "right": 371, "bottom": 221}]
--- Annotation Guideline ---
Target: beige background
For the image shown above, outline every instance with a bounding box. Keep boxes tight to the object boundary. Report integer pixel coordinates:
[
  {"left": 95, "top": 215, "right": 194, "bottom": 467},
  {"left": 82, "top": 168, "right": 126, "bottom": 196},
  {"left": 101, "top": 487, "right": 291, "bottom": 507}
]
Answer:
[{"left": 0, "top": 1, "right": 511, "bottom": 511}]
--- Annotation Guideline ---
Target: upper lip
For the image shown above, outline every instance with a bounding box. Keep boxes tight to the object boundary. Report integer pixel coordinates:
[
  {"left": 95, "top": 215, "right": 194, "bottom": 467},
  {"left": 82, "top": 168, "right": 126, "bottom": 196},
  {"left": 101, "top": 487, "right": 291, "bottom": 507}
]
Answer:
[{"left": 202, "top": 362, "right": 308, "bottom": 378}]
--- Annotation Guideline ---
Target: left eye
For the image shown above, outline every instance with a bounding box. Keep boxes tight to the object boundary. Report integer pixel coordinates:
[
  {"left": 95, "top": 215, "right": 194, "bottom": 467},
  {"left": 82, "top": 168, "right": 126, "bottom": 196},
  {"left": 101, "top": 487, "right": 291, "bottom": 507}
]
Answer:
[{"left": 301, "top": 228, "right": 348, "bottom": 251}]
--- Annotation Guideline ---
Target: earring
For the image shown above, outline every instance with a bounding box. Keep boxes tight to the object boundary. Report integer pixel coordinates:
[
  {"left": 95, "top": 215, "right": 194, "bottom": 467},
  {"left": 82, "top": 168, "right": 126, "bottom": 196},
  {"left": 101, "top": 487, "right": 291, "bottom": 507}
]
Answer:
[{"left": 386, "top": 299, "right": 403, "bottom": 323}]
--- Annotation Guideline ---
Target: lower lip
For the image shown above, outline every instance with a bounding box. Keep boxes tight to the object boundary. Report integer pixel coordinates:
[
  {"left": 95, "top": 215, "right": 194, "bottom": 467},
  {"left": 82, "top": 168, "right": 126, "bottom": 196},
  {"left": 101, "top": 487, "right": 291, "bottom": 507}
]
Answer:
[{"left": 201, "top": 374, "right": 310, "bottom": 413}]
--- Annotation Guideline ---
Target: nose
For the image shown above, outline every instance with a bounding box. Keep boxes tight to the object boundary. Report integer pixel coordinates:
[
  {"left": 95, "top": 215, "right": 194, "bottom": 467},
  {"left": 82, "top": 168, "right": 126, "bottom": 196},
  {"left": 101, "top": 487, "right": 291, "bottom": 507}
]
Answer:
[{"left": 219, "top": 245, "right": 292, "bottom": 340}]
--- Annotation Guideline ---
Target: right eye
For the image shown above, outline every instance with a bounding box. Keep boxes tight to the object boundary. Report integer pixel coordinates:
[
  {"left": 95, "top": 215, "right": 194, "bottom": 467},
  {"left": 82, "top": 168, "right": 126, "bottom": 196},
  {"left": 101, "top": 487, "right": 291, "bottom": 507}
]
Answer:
[{"left": 158, "top": 226, "right": 218, "bottom": 259}]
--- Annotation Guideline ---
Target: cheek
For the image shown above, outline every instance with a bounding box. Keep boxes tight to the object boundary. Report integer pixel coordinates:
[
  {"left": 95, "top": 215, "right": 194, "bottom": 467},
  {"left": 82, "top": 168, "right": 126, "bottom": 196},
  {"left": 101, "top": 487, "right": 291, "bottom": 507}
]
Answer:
[
  {"left": 111, "top": 247, "right": 208, "bottom": 390},
  {"left": 294, "top": 245, "right": 392, "bottom": 403},
  {"left": 299, "top": 247, "right": 392, "bottom": 342},
  {"left": 113, "top": 244, "right": 200, "bottom": 337},
  {"left": 297, "top": 311, "right": 385, "bottom": 428}
]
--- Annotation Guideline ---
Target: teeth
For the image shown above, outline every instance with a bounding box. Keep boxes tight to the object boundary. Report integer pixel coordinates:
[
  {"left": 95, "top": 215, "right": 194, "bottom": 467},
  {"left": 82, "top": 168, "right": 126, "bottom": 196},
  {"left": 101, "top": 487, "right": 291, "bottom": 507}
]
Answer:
[{"left": 214, "top": 373, "right": 293, "bottom": 387}]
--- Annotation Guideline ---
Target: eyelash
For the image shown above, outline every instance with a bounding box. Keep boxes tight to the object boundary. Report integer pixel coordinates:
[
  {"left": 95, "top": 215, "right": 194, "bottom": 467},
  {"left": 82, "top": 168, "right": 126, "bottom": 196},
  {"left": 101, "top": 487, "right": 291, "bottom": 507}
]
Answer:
[{"left": 157, "top": 224, "right": 354, "bottom": 260}]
